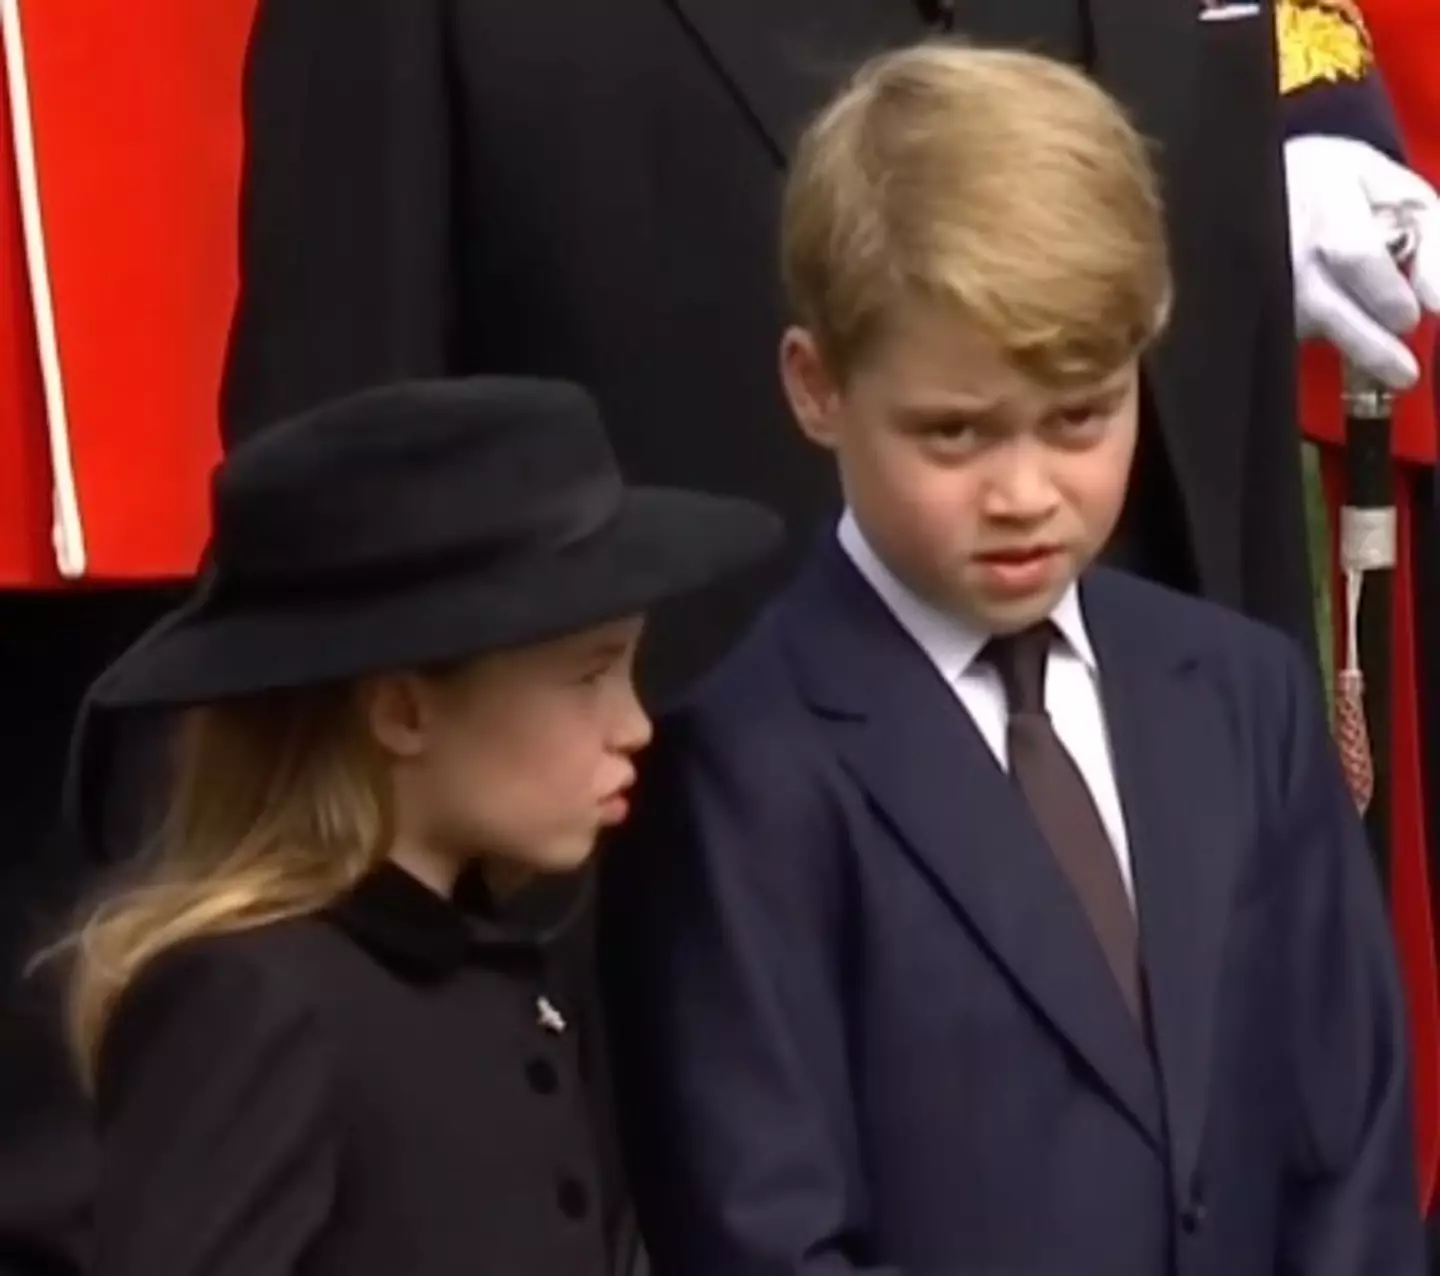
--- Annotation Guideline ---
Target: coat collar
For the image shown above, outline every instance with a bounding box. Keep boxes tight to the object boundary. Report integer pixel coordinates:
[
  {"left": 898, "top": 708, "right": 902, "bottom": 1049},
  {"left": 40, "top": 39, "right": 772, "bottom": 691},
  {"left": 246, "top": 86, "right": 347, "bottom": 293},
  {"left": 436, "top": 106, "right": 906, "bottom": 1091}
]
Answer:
[
  {"left": 326, "top": 861, "right": 592, "bottom": 980},
  {"left": 782, "top": 540, "right": 1239, "bottom": 1193},
  {"left": 837, "top": 510, "right": 1099, "bottom": 682}
]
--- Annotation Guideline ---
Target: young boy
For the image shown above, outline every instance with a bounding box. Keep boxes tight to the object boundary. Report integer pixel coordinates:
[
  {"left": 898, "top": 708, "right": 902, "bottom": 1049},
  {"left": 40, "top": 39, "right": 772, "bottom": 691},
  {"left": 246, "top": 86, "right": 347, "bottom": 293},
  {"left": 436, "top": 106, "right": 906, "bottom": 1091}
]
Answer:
[{"left": 601, "top": 43, "right": 1426, "bottom": 1276}]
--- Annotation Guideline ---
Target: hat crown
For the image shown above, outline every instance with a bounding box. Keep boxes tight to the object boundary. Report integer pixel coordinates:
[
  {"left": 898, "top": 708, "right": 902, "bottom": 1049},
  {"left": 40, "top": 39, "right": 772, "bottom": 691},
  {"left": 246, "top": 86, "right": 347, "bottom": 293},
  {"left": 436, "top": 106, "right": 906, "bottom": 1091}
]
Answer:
[
  {"left": 82, "top": 374, "right": 782, "bottom": 712},
  {"left": 210, "top": 377, "right": 622, "bottom": 586}
]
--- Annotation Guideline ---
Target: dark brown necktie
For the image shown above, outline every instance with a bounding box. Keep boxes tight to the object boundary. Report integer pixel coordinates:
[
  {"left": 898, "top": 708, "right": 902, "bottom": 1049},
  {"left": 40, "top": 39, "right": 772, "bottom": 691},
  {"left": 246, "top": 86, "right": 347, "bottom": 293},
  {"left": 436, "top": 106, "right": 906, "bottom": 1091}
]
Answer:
[{"left": 986, "top": 624, "right": 1142, "bottom": 1020}]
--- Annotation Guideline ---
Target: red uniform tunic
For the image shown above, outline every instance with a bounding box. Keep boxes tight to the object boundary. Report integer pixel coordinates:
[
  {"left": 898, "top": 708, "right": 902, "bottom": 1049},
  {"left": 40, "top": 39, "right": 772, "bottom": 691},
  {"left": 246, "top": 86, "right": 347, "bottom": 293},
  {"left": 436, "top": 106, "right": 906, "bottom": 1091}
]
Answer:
[
  {"left": 1287, "top": 0, "right": 1440, "bottom": 1205},
  {"left": 0, "top": 0, "right": 255, "bottom": 587}
]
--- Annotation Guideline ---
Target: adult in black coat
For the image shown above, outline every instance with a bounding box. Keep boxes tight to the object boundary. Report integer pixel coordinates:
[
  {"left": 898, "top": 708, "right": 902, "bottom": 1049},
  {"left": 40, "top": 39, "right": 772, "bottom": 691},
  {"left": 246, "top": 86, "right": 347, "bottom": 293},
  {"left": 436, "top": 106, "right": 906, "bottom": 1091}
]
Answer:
[{"left": 220, "top": 0, "right": 1312, "bottom": 677}]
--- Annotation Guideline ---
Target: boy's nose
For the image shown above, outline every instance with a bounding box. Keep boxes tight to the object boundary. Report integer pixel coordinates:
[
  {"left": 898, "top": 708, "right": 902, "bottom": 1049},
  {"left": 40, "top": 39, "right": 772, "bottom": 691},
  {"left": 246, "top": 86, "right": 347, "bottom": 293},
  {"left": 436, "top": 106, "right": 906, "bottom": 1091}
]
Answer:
[{"left": 983, "top": 457, "right": 1060, "bottom": 521}]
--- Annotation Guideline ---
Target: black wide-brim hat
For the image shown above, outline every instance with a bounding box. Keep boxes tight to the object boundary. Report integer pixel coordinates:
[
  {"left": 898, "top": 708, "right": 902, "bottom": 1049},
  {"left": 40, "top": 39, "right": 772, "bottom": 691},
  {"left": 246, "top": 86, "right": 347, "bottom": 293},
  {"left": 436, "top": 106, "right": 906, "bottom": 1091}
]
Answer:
[{"left": 88, "top": 376, "right": 783, "bottom": 709}]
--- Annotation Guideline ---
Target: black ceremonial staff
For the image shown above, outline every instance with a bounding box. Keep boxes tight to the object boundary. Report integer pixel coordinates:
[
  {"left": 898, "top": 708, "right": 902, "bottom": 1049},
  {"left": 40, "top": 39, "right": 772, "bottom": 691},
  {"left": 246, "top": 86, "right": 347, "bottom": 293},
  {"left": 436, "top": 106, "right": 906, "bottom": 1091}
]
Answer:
[{"left": 1335, "top": 206, "right": 1422, "bottom": 882}]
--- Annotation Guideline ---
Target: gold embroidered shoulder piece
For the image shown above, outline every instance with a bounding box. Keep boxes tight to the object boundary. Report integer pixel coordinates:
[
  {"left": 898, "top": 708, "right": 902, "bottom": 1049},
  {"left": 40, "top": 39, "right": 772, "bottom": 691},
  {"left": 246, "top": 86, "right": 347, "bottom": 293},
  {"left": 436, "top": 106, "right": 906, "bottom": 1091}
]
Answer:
[{"left": 1276, "top": 0, "right": 1375, "bottom": 95}]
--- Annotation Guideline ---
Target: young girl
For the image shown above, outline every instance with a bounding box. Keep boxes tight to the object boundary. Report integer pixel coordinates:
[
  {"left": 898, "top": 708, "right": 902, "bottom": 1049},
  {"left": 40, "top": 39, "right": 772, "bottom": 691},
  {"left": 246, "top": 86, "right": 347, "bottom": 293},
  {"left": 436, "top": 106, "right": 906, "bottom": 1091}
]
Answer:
[{"left": 59, "top": 374, "right": 780, "bottom": 1276}]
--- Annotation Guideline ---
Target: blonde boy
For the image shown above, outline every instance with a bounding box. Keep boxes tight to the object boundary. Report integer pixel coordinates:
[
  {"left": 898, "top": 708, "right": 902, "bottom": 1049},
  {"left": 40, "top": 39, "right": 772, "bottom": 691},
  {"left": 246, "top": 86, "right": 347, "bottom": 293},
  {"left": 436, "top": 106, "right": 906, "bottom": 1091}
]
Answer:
[{"left": 604, "top": 43, "right": 1422, "bottom": 1276}]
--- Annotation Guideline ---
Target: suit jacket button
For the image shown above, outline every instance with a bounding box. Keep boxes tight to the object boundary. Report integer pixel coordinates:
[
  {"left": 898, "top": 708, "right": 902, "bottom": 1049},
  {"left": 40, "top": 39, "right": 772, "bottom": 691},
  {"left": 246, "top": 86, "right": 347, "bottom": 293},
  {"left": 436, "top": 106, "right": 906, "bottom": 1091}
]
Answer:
[{"left": 1180, "top": 1186, "right": 1203, "bottom": 1238}]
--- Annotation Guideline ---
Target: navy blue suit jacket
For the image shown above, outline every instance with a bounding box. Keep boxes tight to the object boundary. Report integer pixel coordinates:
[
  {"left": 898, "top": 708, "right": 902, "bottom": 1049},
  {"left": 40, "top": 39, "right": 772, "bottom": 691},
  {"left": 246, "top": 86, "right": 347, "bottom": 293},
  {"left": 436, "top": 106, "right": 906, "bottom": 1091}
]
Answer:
[{"left": 601, "top": 541, "right": 1425, "bottom": 1275}]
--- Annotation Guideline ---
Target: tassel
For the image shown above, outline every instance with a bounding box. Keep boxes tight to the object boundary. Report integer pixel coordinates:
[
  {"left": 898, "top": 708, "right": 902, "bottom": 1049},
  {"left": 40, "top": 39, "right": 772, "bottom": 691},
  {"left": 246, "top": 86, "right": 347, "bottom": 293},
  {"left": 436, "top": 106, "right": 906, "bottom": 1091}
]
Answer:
[{"left": 1335, "top": 565, "right": 1374, "bottom": 812}]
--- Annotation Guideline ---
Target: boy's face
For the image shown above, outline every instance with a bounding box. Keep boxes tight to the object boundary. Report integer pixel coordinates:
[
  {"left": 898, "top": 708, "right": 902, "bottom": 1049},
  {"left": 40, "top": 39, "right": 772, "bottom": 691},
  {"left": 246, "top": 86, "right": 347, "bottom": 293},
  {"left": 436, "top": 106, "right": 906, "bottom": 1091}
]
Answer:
[{"left": 781, "top": 301, "right": 1139, "bottom": 634}]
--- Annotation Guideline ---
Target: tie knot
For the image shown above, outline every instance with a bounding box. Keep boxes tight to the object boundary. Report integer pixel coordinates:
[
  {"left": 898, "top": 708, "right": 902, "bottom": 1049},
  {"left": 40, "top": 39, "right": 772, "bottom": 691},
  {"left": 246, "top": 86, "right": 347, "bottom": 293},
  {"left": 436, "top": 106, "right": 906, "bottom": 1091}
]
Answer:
[{"left": 986, "top": 623, "right": 1053, "bottom": 714}]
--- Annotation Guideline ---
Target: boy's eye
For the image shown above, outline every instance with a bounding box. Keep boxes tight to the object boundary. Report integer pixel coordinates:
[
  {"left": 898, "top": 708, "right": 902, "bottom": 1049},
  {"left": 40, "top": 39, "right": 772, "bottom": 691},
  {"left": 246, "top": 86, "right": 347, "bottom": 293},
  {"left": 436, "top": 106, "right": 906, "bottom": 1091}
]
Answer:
[
  {"left": 927, "top": 420, "right": 975, "bottom": 441},
  {"left": 1049, "top": 398, "right": 1118, "bottom": 438},
  {"left": 896, "top": 406, "right": 975, "bottom": 438},
  {"left": 908, "top": 412, "right": 983, "bottom": 444}
]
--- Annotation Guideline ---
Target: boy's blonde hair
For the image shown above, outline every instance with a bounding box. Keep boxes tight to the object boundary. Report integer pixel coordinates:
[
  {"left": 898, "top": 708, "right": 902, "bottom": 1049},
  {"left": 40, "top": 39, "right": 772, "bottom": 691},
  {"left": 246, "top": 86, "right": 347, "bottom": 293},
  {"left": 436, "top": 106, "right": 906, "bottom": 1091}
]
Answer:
[{"left": 781, "top": 42, "right": 1173, "bottom": 385}]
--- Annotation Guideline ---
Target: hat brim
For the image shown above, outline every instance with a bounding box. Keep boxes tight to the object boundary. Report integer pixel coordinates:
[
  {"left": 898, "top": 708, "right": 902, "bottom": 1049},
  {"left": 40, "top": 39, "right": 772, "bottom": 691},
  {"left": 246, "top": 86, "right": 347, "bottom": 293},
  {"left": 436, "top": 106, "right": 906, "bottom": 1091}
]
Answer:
[{"left": 89, "top": 488, "right": 783, "bottom": 709}]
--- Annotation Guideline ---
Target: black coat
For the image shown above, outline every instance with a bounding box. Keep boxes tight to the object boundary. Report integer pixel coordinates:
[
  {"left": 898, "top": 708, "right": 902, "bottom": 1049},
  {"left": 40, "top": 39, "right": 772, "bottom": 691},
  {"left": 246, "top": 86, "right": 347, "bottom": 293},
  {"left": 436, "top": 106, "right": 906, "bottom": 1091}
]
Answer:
[
  {"left": 92, "top": 865, "right": 630, "bottom": 1276},
  {"left": 221, "top": 0, "right": 1313, "bottom": 689}
]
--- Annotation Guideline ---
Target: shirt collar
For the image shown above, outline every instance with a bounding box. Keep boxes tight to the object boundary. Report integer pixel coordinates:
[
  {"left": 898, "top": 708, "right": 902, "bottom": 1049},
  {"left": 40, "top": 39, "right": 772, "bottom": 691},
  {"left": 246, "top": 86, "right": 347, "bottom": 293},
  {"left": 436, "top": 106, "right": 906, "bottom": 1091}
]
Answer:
[{"left": 836, "top": 509, "right": 1098, "bottom": 680}]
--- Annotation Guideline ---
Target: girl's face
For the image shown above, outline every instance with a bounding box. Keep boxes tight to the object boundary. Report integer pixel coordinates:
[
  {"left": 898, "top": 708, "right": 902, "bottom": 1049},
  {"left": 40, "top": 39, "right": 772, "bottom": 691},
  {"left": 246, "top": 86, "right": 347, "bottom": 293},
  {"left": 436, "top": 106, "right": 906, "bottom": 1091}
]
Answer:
[{"left": 363, "top": 616, "right": 652, "bottom": 889}]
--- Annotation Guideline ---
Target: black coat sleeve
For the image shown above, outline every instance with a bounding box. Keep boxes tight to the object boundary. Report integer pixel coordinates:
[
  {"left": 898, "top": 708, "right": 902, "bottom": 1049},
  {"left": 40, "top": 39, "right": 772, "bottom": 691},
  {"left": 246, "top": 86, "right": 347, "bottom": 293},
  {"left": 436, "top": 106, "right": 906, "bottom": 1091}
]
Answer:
[
  {"left": 220, "top": 0, "right": 454, "bottom": 443},
  {"left": 93, "top": 940, "right": 337, "bottom": 1276}
]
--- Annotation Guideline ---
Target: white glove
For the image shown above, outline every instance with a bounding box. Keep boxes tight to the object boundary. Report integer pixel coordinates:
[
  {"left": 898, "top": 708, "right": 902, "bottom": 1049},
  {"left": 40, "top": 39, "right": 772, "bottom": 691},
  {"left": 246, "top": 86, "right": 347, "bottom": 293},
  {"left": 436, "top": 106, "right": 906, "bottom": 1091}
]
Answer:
[{"left": 1285, "top": 135, "right": 1440, "bottom": 389}]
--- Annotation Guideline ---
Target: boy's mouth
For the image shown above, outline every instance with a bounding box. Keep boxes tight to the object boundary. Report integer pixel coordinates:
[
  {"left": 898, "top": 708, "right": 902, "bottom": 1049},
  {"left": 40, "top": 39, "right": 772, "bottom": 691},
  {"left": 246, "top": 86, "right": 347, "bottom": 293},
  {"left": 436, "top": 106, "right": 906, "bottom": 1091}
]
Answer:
[
  {"left": 973, "top": 546, "right": 1063, "bottom": 596},
  {"left": 975, "top": 545, "right": 1058, "bottom": 564}
]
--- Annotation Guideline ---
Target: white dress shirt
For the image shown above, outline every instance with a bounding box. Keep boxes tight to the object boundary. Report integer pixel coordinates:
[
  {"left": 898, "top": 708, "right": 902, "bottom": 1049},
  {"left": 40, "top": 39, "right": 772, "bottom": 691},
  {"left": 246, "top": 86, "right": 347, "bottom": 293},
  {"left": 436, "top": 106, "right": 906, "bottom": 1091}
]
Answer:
[{"left": 838, "top": 511, "right": 1136, "bottom": 905}]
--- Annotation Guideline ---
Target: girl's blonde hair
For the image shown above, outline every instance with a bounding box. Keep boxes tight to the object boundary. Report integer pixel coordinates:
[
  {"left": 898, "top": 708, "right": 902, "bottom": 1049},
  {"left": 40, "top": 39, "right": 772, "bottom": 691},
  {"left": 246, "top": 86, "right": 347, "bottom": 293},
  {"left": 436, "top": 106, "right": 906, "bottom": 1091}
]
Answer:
[{"left": 57, "top": 684, "right": 394, "bottom": 1091}]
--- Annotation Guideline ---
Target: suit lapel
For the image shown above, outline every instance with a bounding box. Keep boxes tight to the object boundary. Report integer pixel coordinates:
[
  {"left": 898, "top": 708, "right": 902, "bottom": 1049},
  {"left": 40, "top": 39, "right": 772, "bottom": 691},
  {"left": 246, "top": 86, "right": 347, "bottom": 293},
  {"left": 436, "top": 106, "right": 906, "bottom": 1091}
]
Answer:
[
  {"left": 666, "top": 0, "right": 1202, "bottom": 166},
  {"left": 788, "top": 545, "right": 1164, "bottom": 1148},
  {"left": 1083, "top": 571, "right": 1240, "bottom": 1198},
  {"left": 666, "top": 0, "right": 924, "bottom": 160}
]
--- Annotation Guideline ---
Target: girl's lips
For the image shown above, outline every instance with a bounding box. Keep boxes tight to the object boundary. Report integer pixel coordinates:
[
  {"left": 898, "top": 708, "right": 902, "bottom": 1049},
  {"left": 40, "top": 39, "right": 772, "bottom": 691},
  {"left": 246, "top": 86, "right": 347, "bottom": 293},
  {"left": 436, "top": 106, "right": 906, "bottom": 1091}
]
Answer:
[{"left": 598, "top": 794, "right": 631, "bottom": 825}]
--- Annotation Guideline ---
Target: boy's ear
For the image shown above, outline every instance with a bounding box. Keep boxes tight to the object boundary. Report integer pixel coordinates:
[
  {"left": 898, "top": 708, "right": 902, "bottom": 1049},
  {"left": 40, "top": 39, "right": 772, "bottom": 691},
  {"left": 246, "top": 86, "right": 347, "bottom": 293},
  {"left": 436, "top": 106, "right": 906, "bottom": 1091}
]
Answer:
[{"left": 779, "top": 326, "right": 842, "bottom": 449}]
